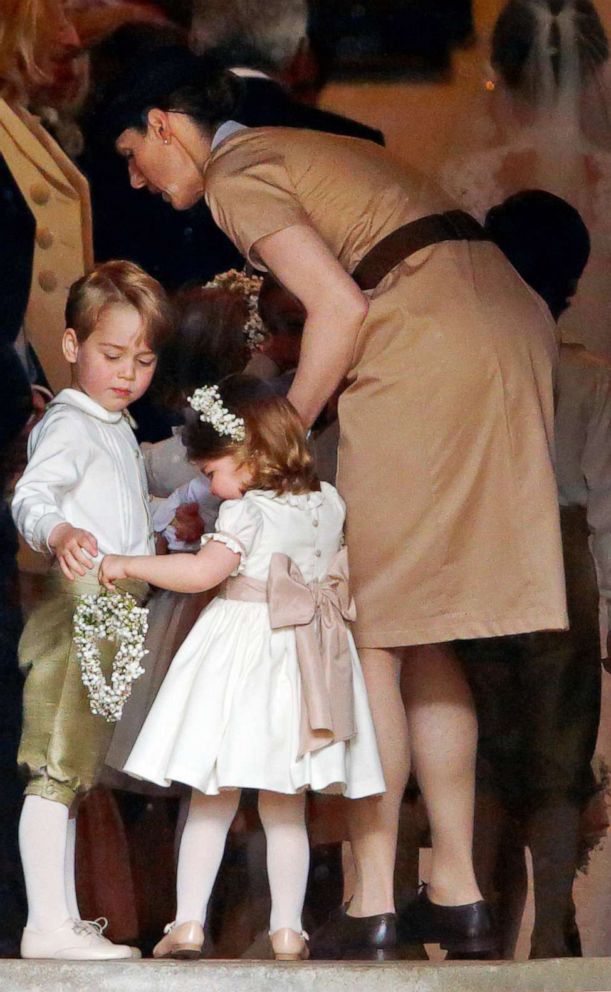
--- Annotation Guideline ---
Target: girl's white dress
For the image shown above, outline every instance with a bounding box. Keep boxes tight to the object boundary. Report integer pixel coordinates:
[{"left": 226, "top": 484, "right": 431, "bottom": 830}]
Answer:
[{"left": 124, "top": 483, "right": 385, "bottom": 798}]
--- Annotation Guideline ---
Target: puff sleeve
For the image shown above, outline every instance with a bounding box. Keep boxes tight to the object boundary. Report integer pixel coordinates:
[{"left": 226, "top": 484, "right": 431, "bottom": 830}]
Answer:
[
  {"left": 200, "top": 498, "right": 262, "bottom": 575},
  {"left": 205, "top": 141, "right": 309, "bottom": 269}
]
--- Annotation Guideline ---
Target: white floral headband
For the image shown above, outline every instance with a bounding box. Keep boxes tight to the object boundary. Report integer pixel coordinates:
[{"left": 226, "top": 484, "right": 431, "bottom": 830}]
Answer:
[
  {"left": 188, "top": 385, "right": 246, "bottom": 442},
  {"left": 203, "top": 268, "right": 266, "bottom": 351}
]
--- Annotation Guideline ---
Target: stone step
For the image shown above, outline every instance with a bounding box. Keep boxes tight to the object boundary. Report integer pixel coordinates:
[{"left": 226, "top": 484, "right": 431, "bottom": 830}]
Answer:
[{"left": 3, "top": 958, "right": 611, "bottom": 992}]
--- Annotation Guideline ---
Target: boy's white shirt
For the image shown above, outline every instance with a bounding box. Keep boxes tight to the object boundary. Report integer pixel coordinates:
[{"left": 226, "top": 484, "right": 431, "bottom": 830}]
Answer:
[{"left": 12, "top": 388, "right": 154, "bottom": 562}]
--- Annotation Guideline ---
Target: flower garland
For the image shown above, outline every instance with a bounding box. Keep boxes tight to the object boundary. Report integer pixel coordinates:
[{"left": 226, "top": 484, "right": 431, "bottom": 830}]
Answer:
[
  {"left": 73, "top": 590, "right": 149, "bottom": 723},
  {"left": 203, "top": 268, "right": 266, "bottom": 350},
  {"left": 188, "top": 384, "right": 246, "bottom": 441}
]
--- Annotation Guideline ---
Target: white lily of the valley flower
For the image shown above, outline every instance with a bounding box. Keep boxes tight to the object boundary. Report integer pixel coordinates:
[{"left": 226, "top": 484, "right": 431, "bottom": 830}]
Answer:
[
  {"left": 188, "top": 385, "right": 246, "bottom": 442},
  {"left": 73, "top": 591, "right": 149, "bottom": 723}
]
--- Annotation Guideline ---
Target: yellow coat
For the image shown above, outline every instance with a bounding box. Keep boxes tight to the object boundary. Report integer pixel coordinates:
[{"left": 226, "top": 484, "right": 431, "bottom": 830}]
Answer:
[{"left": 0, "top": 98, "right": 92, "bottom": 391}]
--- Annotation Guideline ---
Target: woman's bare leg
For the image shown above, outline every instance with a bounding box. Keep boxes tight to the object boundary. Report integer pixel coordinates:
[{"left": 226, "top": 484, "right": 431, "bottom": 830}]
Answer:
[
  {"left": 346, "top": 647, "right": 409, "bottom": 917},
  {"left": 401, "top": 643, "right": 482, "bottom": 906}
]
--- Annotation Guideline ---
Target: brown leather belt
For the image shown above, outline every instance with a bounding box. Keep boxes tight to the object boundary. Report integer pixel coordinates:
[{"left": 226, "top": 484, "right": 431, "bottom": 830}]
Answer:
[{"left": 352, "top": 210, "right": 491, "bottom": 291}]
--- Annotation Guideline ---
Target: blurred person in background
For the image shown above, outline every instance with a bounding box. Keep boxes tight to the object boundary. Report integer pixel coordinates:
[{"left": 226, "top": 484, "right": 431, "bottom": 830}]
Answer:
[
  {"left": 458, "top": 190, "right": 603, "bottom": 959},
  {"left": 0, "top": 0, "right": 92, "bottom": 395},
  {"left": 190, "top": 0, "right": 384, "bottom": 143}
]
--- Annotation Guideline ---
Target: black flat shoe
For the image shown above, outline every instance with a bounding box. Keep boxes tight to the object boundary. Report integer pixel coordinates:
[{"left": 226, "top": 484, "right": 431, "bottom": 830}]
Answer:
[
  {"left": 398, "top": 885, "right": 496, "bottom": 956},
  {"left": 309, "top": 903, "right": 398, "bottom": 961}
]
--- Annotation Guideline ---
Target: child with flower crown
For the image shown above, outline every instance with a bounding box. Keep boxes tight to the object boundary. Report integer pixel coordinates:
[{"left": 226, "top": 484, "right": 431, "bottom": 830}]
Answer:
[{"left": 99, "top": 375, "right": 385, "bottom": 961}]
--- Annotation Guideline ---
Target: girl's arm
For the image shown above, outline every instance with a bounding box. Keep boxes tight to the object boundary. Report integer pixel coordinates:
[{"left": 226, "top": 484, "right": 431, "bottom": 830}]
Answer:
[
  {"left": 98, "top": 541, "right": 240, "bottom": 593},
  {"left": 253, "top": 224, "right": 369, "bottom": 428}
]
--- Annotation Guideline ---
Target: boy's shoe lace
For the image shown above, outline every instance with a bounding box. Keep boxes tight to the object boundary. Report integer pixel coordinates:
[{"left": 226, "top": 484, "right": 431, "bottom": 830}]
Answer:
[{"left": 72, "top": 918, "right": 109, "bottom": 938}]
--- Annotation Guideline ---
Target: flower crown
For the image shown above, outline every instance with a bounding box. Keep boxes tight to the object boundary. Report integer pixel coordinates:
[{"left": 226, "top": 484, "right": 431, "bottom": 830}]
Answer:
[
  {"left": 203, "top": 268, "right": 266, "bottom": 351},
  {"left": 188, "top": 385, "right": 246, "bottom": 442}
]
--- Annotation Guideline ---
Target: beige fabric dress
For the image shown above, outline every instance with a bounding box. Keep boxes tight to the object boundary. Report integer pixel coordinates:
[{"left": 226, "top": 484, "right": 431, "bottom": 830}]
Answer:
[{"left": 205, "top": 127, "right": 567, "bottom": 648}]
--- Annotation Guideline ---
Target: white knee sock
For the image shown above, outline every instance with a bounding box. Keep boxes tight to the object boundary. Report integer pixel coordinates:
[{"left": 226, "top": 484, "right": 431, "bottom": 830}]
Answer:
[
  {"left": 64, "top": 815, "right": 80, "bottom": 920},
  {"left": 19, "top": 795, "right": 71, "bottom": 932},
  {"left": 175, "top": 790, "right": 240, "bottom": 926},
  {"left": 258, "top": 791, "right": 309, "bottom": 934}
]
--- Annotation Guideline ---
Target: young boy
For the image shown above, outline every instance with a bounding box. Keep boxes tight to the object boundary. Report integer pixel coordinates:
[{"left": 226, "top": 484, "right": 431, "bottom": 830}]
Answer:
[{"left": 12, "top": 260, "right": 173, "bottom": 959}]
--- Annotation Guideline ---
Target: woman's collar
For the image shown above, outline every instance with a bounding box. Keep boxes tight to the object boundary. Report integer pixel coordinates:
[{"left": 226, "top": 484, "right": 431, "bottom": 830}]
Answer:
[{"left": 211, "top": 120, "right": 248, "bottom": 152}]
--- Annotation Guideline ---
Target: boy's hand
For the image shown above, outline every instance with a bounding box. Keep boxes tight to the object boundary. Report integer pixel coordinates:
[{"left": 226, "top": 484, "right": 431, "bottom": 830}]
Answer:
[
  {"left": 99, "top": 554, "right": 129, "bottom": 591},
  {"left": 174, "top": 503, "right": 206, "bottom": 544},
  {"left": 48, "top": 523, "right": 98, "bottom": 581}
]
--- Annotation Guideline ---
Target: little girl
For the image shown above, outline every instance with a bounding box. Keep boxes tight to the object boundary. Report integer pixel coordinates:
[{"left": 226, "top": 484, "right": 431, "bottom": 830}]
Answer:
[{"left": 99, "top": 375, "right": 385, "bottom": 961}]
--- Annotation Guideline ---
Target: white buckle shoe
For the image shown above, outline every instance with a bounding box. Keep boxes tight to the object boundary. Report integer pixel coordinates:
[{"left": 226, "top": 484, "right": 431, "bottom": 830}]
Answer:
[{"left": 21, "top": 917, "right": 141, "bottom": 960}]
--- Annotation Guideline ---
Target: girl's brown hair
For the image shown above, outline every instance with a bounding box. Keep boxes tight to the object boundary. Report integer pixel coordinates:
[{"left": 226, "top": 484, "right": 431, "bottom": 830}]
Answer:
[{"left": 184, "top": 375, "right": 320, "bottom": 496}]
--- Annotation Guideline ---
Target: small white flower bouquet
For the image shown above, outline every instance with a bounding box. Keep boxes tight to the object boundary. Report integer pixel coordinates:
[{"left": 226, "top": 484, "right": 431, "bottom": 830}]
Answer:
[{"left": 73, "top": 590, "right": 149, "bottom": 723}]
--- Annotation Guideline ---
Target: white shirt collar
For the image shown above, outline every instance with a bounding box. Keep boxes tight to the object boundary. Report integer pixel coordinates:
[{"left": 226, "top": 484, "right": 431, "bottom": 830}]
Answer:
[
  {"left": 50, "top": 388, "right": 124, "bottom": 424},
  {"left": 230, "top": 67, "right": 272, "bottom": 80},
  {"left": 211, "top": 119, "right": 248, "bottom": 151}
]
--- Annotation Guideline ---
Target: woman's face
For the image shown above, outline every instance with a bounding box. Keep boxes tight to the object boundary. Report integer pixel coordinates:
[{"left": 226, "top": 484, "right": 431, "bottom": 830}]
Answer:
[{"left": 116, "top": 119, "right": 207, "bottom": 211}]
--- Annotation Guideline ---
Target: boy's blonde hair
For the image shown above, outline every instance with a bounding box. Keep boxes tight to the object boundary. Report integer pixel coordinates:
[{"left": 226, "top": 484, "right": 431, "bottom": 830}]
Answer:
[
  {"left": 65, "top": 260, "right": 174, "bottom": 352},
  {"left": 184, "top": 375, "right": 320, "bottom": 496}
]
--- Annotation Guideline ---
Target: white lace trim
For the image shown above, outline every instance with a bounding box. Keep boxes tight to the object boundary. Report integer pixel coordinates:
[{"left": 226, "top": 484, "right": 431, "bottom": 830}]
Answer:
[
  {"left": 251, "top": 489, "right": 325, "bottom": 509},
  {"left": 201, "top": 530, "right": 246, "bottom": 575}
]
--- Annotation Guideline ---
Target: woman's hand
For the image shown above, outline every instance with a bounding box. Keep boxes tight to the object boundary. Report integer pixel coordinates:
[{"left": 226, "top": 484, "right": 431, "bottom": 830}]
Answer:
[{"left": 99, "top": 554, "right": 129, "bottom": 591}]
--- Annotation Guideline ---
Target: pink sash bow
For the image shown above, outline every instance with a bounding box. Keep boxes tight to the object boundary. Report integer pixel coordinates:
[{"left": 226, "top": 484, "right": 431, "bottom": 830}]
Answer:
[{"left": 222, "top": 548, "right": 357, "bottom": 759}]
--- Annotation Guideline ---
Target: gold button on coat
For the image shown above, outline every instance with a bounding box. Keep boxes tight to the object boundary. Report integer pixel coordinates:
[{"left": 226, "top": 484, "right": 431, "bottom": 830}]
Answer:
[
  {"left": 30, "top": 182, "right": 50, "bottom": 205},
  {"left": 38, "top": 270, "right": 58, "bottom": 293},
  {"left": 36, "top": 227, "right": 54, "bottom": 249}
]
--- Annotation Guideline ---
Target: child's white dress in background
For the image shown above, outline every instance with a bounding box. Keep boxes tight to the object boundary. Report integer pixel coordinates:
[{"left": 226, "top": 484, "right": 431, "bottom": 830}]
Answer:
[
  {"left": 124, "top": 483, "right": 385, "bottom": 799},
  {"left": 150, "top": 474, "right": 221, "bottom": 551}
]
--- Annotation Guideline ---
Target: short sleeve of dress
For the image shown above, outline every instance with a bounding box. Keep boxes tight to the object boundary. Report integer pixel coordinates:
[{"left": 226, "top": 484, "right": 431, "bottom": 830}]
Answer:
[
  {"left": 200, "top": 498, "right": 262, "bottom": 575},
  {"left": 205, "top": 141, "right": 308, "bottom": 269}
]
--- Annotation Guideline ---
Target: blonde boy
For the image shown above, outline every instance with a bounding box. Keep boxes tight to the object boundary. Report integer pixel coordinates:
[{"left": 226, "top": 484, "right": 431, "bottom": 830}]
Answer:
[{"left": 12, "top": 260, "right": 173, "bottom": 960}]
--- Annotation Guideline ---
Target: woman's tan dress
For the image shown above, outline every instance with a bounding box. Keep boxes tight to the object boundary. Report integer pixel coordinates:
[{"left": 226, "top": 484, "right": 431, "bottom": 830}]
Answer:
[{"left": 204, "top": 127, "right": 567, "bottom": 649}]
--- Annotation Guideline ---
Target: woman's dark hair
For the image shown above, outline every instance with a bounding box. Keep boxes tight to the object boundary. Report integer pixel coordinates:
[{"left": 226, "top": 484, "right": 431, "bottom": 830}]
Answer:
[
  {"left": 184, "top": 374, "right": 320, "bottom": 495},
  {"left": 99, "top": 45, "right": 243, "bottom": 143},
  {"left": 492, "top": 0, "right": 608, "bottom": 99}
]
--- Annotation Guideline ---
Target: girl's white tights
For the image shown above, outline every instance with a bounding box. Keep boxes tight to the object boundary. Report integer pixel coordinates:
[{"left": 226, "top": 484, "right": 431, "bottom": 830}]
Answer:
[
  {"left": 19, "top": 795, "right": 71, "bottom": 931},
  {"left": 175, "top": 790, "right": 240, "bottom": 926},
  {"left": 259, "top": 790, "right": 309, "bottom": 934},
  {"left": 175, "top": 789, "right": 309, "bottom": 934}
]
